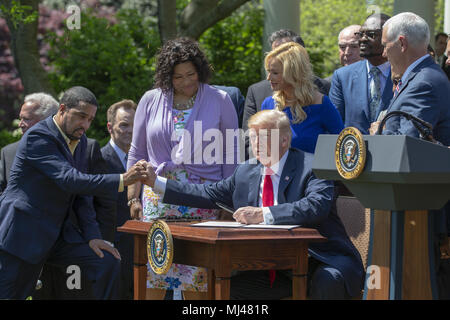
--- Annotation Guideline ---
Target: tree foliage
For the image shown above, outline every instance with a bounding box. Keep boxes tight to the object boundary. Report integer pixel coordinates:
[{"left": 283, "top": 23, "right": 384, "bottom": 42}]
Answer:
[
  {"left": 300, "top": 0, "right": 394, "bottom": 78},
  {"left": 199, "top": 1, "right": 264, "bottom": 93},
  {"left": 158, "top": 0, "right": 251, "bottom": 42},
  {"left": 46, "top": 8, "right": 160, "bottom": 145},
  {"left": 45, "top": 2, "right": 264, "bottom": 145},
  {"left": 0, "top": 0, "right": 447, "bottom": 149}
]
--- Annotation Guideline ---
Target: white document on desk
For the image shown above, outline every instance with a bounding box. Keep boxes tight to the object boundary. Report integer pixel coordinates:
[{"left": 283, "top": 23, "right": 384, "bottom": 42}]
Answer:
[{"left": 191, "top": 221, "right": 300, "bottom": 230}]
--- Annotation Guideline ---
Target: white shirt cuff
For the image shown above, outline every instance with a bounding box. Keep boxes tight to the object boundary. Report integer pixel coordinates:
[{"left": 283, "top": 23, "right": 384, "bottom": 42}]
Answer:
[
  {"left": 153, "top": 176, "right": 167, "bottom": 195},
  {"left": 262, "top": 207, "right": 274, "bottom": 225}
]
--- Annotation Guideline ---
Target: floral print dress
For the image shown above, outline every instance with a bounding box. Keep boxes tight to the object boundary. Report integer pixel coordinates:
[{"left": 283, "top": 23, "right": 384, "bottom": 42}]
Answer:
[{"left": 142, "top": 108, "right": 219, "bottom": 292}]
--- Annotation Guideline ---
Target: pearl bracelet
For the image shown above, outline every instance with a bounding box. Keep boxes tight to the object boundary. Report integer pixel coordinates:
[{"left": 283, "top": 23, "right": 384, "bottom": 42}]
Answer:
[{"left": 127, "top": 198, "right": 140, "bottom": 207}]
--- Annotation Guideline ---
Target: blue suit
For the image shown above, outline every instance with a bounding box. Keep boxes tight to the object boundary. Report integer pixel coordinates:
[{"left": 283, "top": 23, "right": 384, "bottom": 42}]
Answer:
[
  {"left": 329, "top": 60, "right": 393, "bottom": 134},
  {"left": 0, "top": 116, "right": 121, "bottom": 299},
  {"left": 101, "top": 141, "right": 134, "bottom": 299},
  {"left": 383, "top": 55, "right": 450, "bottom": 299},
  {"left": 383, "top": 56, "right": 450, "bottom": 146},
  {"left": 162, "top": 148, "right": 365, "bottom": 298}
]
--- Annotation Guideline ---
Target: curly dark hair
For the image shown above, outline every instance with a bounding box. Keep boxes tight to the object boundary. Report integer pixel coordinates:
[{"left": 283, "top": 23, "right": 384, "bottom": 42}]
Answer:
[{"left": 154, "top": 37, "right": 211, "bottom": 93}]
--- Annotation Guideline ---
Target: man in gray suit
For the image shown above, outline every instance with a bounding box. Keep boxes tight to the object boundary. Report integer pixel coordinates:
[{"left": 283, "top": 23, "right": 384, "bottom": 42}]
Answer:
[{"left": 0, "top": 93, "right": 59, "bottom": 193}]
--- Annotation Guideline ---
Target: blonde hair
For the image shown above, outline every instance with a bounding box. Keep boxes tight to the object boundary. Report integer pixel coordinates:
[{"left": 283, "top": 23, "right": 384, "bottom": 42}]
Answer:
[
  {"left": 264, "top": 42, "right": 316, "bottom": 123},
  {"left": 248, "top": 109, "right": 292, "bottom": 143}
]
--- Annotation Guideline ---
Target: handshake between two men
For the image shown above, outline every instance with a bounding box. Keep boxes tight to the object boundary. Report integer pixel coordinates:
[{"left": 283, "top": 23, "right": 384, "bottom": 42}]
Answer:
[{"left": 123, "top": 160, "right": 265, "bottom": 225}]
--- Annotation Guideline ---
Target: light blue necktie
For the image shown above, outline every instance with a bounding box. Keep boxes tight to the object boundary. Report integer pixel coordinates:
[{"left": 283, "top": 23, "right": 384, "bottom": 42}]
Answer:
[{"left": 369, "top": 67, "right": 382, "bottom": 122}]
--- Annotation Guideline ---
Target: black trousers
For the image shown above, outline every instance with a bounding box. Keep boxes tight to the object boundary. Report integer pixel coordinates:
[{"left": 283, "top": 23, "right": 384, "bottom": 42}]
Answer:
[
  {"left": 229, "top": 258, "right": 350, "bottom": 300},
  {"left": 0, "top": 237, "right": 121, "bottom": 300}
]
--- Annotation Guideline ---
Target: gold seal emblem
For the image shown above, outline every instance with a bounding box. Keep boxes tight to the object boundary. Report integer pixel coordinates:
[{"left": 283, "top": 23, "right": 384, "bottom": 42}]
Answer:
[
  {"left": 147, "top": 220, "right": 173, "bottom": 275},
  {"left": 335, "top": 127, "right": 366, "bottom": 180}
]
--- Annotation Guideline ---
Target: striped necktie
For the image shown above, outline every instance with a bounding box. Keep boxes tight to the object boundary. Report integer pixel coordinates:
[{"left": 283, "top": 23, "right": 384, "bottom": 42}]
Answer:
[
  {"left": 369, "top": 67, "right": 382, "bottom": 122},
  {"left": 394, "top": 79, "right": 402, "bottom": 98}
]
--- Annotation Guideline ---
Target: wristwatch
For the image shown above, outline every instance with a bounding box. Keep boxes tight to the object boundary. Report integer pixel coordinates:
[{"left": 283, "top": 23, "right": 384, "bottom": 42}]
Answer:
[{"left": 127, "top": 198, "right": 140, "bottom": 207}]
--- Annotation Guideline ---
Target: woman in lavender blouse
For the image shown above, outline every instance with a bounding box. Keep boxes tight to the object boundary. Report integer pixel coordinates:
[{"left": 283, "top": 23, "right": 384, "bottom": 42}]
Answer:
[{"left": 127, "top": 38, "right": 239, "bottom": 299}]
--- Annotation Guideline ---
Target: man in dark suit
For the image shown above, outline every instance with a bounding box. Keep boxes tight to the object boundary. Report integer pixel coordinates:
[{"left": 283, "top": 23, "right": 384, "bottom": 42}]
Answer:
[
  {"left": 381, "top": 13, "right": 450, "bottom": 145},
  {"left": 0, "top": 86, "right": 148, "bottom": 299},
  {"left": 143, "top": 109, "right": 365, "bottom": 299},
  {"left": 35, "top": 137, "right": 118, "bottom": 300},
  {"left": 242, "top": 29, "right": 331, "bottom": 158},
  {"left": 101, "top": 99, "right": 137, "bottom": 300},
  {"left": 329, "top": 13, "right": 394, "bottom": 135},
  {"left": 434, "top": 33, "right": 448, "bottom": 68},
  {"left": 0, "top": 93, "right": 59, "bottom": 194},
  {"left": 381, "top": 12, "right": 450, "bottom": 300}
]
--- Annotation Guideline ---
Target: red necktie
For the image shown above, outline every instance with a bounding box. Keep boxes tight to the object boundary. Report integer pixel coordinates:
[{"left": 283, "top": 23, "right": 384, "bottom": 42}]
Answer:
[
  {"left": 262, "top": 173, "right": 274, "bottom": 207},
  {"left": 262, "top": 169, "right": 276, "bottom": 288}
]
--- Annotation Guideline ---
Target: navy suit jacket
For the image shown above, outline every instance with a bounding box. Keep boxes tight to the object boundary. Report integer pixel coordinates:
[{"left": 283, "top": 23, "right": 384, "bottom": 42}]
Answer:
[
  {"left": 101, "top": 142, "right": 129, "bottom": 231},
  {"left": 0, "top": 116, "right": 120, "bottom": 264},
  {"left": 0, "top": 140, "right": 19, "bottom": 194},
  {"left": 384, "top": 56, "right": 450, "bottom": 146},
  {"left": 162, "top": 148, "right": 365, "bottom": 297},
  {"left": 329, "top": 60, "right": 393, "bottom": 134},
  {"left": 84, "top": 138, "right": 117, "bottom": 243},
  {"left": 213, "top": 85, "right": 245, "bottom": 129}
]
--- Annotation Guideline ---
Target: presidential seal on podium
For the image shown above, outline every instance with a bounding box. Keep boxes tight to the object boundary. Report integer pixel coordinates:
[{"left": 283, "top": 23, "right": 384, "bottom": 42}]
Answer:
[
  {"left": 335, "top": 127, "right": 366, "bottom": 180},
  {"left": 147, "top": 220, "right": 173, "bottom": 274}
]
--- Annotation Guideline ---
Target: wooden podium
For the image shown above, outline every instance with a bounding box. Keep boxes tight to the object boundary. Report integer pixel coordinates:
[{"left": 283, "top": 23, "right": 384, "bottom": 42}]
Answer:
[{"left": 118, "top": 220, "right": 326, "bottom": 300}]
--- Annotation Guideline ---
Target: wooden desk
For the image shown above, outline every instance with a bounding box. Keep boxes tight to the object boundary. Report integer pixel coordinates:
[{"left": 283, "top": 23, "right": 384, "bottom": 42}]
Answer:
[{"left": 118, "top": 220, "right": 326, "bottom": 300}]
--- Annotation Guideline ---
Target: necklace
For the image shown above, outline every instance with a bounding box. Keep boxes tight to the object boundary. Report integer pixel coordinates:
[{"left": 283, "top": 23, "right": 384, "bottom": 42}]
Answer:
[
  {"left": 173, "top": 94, "right": 196, "bottom": 110},
  {"left": 285, "top": 97, "right": 297, "bottom": 104}
]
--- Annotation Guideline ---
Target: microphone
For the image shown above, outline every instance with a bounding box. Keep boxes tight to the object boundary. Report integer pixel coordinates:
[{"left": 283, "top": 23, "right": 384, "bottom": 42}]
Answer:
[{"left": 376, "top": 110, "right": 442, "bottom": 145}]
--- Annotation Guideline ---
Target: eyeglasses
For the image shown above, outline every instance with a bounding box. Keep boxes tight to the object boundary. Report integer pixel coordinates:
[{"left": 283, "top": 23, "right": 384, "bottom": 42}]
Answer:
[{"left": 354, "top": 30, "right": 382, "bottom": 39}]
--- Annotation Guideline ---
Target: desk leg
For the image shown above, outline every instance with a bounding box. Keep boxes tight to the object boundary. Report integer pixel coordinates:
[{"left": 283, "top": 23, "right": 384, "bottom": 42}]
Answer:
[
  {"left": 292, "top": 243, "right": 308, "bottom": 300},
  {"left": 214, "top": 244, "right": 231, "bottom": 300},
  {"left": 207, "top": 268, "right": 216, "bottom": 300},
  {"left": 133, "top": 235, "right": 147, "bottom": 300},
  {"left": 215, "top": 276, "right": 231, "bottom": 300}
]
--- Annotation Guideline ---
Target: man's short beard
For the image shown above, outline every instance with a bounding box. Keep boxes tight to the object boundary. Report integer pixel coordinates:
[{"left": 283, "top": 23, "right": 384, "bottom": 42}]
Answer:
[
  {"left": 66, "top": 133, "right": 81, "bottom": 141},
  {"left": 62, "top": 122, "right": 82, "bottom": 141}
]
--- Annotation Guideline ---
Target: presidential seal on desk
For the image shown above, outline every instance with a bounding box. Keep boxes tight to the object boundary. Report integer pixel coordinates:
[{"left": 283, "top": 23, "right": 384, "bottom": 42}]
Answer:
[
  {"left": 335, "top": 127, "right": 366, "bottom": 180},
  {"left": 147, "top": 220, "right": 173, "bottom": 274}
]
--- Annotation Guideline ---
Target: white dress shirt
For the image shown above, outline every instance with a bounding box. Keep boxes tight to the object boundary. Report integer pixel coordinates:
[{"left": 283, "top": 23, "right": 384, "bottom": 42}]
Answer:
[
  {"left": 259, "top": 150, "right": 289, "bottom": 224},
  {"left": 109, "top": 139, "right": 128, "bottom": 170}
]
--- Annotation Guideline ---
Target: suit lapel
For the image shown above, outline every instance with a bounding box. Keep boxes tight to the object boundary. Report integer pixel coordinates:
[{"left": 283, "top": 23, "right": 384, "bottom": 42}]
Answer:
[
  {"left": 352, "top": 63, "right": 370, "bottom": 121},
  {"left": 104, "top": 143, "right": 126, "bottom": 172},
  {"left": 277, "top": 150, "right": 297, "bottom": 204},
  {"left": 247, "top": 163, "right": 263, "bottom": 207},
  {"left": 379, "top": 69, "right": 394, "bottom": 116},
  {"left": 387, "top": 56, "right": 434, "bottom": 110}
]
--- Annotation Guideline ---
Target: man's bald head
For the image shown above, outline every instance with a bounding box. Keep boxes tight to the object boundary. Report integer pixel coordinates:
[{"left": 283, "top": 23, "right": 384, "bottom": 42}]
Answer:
[{"left": 338, "top": 25, "right": 363, "bottom": 66}]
